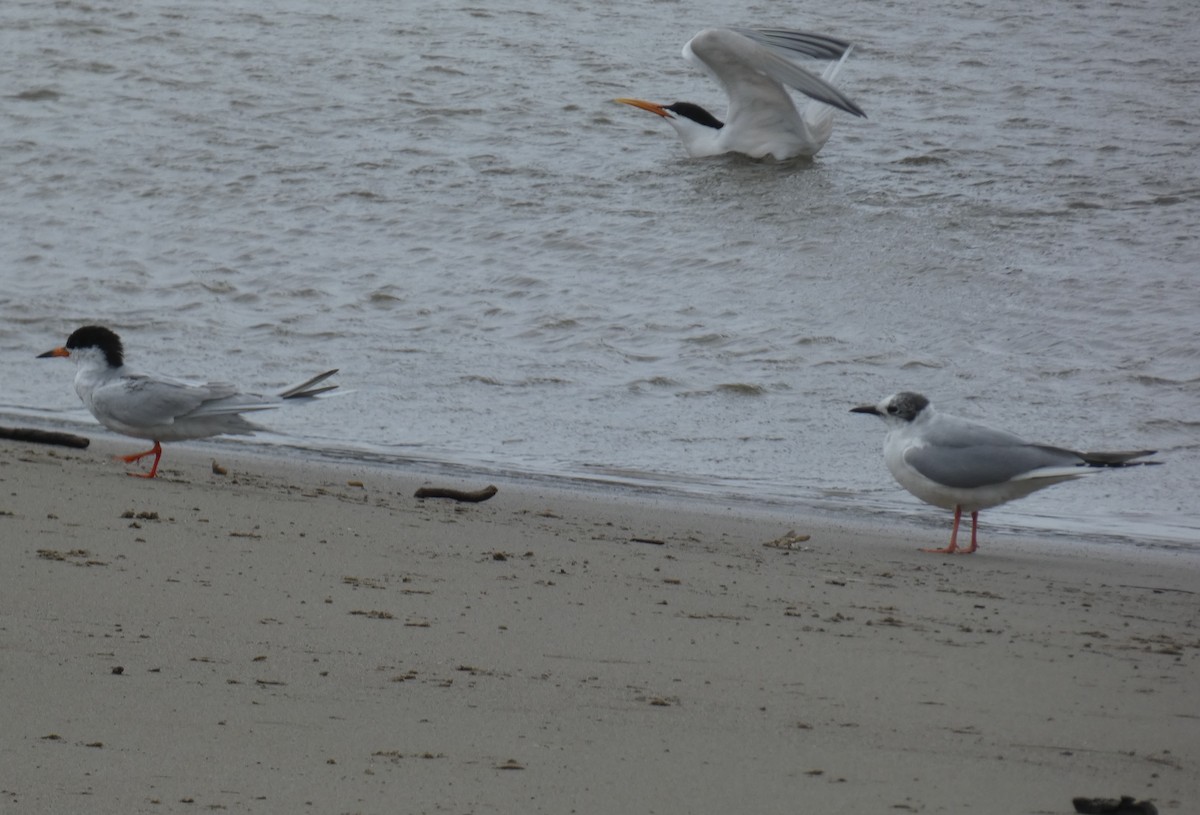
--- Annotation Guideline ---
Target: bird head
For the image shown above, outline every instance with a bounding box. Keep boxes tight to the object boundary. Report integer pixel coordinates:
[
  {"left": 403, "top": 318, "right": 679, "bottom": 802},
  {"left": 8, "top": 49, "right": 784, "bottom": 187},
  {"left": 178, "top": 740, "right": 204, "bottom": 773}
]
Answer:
[
  {"left": 38, "top": 325, "right": 125, "bottom": 369},
  {"left": 851, "top": 392, "right": 931, "bottom": 426},
  {"left": 614, "top": 98, "right": 724, "bottom": 129},
  {"left": 614, "top": 98, "right": 726, "bottom": 157}
]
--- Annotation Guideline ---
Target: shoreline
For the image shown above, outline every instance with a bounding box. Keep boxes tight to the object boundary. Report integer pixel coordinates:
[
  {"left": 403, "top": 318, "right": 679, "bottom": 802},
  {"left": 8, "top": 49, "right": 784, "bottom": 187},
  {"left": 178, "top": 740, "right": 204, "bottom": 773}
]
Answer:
[
  {"left": 2, "top": 412, "right": 1191, "bottom": 552},
  {"left": 2, "top": 434, "right": 1197, "bottom": 813}
]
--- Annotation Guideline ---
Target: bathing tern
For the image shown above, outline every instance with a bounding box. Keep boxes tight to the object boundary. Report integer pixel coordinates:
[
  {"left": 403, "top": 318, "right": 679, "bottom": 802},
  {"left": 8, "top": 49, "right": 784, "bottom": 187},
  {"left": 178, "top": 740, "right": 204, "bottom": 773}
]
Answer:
[{"left": 615, "top": 27, "right": 866, "bottom": 160}]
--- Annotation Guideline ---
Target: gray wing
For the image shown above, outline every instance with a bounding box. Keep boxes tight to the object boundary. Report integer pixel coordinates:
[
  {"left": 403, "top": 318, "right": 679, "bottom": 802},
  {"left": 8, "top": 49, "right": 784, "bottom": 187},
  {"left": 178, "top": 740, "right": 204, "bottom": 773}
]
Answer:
[
  {"left": 906, "top": 414, "right": 1085, "bottom": 488},
  {"left": 93, "top": 374, "right": 260, "bottom": 426},
  {"left": 686, "top": 29, "right": 866, "bottom": 120},
  {"left": 729, "top": 28, "right": 852, "bottom": 62}
]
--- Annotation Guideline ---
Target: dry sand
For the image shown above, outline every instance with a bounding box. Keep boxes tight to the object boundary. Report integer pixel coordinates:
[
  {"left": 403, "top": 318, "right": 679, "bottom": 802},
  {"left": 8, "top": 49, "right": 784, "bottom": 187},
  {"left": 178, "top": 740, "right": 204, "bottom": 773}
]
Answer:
[{"left": 1, "top": 437, "right": 1196, "bottom": 814}]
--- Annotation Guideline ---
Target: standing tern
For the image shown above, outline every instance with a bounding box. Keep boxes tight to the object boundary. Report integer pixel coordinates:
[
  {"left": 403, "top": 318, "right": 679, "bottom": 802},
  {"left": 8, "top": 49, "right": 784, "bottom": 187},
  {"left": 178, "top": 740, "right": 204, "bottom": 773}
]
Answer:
[
  {"left": 851, "top": 392, "right": 1159, "bottom": 554},
  {"left": 38, "top": 325, "right": 339, "bottom": 479},
  {"left": 615, "top": 27, "right": 866, "bottom": 160}
]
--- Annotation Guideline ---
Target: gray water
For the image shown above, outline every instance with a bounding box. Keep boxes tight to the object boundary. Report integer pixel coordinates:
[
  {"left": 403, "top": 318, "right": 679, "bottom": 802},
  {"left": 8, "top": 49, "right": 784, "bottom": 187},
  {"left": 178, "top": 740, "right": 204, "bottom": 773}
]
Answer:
[{"left": 3, "top": 0, "right": 1198, "bottom": 548}]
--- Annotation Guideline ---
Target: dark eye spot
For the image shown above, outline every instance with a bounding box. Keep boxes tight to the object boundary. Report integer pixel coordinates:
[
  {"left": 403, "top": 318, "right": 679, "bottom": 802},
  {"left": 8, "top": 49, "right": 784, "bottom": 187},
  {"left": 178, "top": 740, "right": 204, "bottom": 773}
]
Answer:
[{"left": 887, "top": 404, "right": 898, "bottom": 414}]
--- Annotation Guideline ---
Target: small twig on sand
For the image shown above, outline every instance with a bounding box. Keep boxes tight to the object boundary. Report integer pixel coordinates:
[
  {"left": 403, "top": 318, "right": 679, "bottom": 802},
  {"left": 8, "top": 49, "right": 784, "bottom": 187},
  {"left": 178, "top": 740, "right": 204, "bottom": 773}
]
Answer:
[
  {"left": 1118, "top": 584, "right": 1196, "bottom": 596},
  {"left": 0, "top": 426, "right": 90, "bottom": 449},
  {"left": 413, "top": 485, "right": 498, "bottom": 503},
  {"left": 763, "top": 530, "right": 812, "bottom": 550}
]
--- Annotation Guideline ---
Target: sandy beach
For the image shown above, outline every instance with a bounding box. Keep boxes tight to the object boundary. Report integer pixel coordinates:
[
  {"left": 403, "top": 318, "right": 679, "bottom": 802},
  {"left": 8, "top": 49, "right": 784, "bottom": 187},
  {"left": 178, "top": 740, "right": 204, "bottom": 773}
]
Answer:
[{"left": 1, "top": 436, "right": 1196, "bottom": 814}]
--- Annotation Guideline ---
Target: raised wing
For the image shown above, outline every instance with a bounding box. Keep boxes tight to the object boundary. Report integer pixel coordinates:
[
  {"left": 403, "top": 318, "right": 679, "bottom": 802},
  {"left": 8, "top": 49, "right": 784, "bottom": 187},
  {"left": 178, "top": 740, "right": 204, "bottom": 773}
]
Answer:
[
  {"left": 729, "top": 28, "right": 852, "bottom": 62},
  {"left": 685, "top": 28, "right": 866, "bottom": 121}
]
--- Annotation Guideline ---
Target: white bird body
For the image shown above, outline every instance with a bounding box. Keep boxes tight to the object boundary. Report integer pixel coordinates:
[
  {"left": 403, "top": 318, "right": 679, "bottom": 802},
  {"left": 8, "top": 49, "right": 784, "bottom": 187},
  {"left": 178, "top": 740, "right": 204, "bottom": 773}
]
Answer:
[
  {"left": 616, "top": 27, "right": 865, "bottom": 160},
  {"left": 41, "top": 325, "right": 338, "bottom": 477},
  {"left": 74, "top": 360, "right": 277, "bottom": 443},
  {"left": 879, "top": 406, "right": 1096, "bottom": 514},
  {"left": 853, "top": 392, "right": 1158, "bottom": 554}
]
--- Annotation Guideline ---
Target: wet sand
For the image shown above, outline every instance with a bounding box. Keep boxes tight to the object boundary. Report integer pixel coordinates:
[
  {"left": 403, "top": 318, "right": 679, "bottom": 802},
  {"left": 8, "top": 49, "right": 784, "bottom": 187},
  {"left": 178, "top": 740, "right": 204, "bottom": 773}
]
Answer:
[{"left": 1, "top": 437, "right": 1195, "bottom": 814}]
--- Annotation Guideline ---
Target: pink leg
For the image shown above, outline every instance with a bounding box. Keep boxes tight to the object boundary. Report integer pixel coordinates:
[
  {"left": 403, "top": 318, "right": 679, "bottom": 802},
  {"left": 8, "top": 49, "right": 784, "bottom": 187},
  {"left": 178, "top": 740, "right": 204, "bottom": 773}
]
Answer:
[
  {"left": 922, "top": 505, "right": 962, "bottom": 554},
  {"left": 119, "top": 441, "right": 163, "bottom": 478},
  {"left": 958, "top": 510, "right": 980, "bottom": 554}
]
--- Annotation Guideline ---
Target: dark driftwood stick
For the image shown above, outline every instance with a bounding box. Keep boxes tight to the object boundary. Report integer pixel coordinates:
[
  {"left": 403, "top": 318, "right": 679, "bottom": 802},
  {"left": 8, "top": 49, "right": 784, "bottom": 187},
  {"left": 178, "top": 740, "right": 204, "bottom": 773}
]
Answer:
[
  {"left": 1072, "top": 796, "right": 1158, "bottom": 815},
  {"left": 413, "top": 485, "right": 498, "bottom": 503},
  {"left": 0, "top": 426, "right": 90, "bottom": 449}
]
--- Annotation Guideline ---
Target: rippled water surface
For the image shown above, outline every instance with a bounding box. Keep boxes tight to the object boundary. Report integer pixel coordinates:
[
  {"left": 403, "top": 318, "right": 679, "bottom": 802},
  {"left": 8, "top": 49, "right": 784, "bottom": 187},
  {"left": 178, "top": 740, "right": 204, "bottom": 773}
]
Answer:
[{"left": 3, "top": 0, "right": 1198, "bottom": 547}]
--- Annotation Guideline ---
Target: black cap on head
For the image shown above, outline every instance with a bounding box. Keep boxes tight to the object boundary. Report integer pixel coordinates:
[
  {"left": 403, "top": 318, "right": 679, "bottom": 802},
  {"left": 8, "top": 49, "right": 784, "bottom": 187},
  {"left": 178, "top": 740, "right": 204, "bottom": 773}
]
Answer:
[
  {"left": 665, "top": 102, "right": 724, "bottom": 130},
  {"left": 65, "top": 325, "right": 124, "bottom": 368}
]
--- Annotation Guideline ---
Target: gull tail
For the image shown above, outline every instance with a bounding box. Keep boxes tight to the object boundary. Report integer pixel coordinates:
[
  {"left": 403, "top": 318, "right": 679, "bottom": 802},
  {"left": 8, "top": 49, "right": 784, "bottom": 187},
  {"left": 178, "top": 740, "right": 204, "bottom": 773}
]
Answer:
[
  {"left": 1079, "top": 449, "right": 1161, "bottom": 468},
  {"left": 279, "top": 369, "right": 339, "bottom": 400}
]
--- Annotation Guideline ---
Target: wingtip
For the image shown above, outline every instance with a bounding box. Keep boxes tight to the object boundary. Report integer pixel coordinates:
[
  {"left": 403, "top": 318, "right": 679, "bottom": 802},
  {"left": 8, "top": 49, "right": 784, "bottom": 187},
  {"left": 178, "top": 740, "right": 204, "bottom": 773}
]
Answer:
[{"left": 1080, "top": 449, "right": 1162, "bottom": 467}]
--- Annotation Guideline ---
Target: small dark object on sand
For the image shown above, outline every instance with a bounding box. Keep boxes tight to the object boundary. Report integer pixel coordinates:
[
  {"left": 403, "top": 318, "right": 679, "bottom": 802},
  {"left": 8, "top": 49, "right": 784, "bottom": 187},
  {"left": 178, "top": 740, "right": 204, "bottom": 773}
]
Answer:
[
  {"left": 413, "top": 484, "right": 498, "bottom": 503},
  {"left": 1073, "top": 796, "right": 1158, "bottom": 815}
]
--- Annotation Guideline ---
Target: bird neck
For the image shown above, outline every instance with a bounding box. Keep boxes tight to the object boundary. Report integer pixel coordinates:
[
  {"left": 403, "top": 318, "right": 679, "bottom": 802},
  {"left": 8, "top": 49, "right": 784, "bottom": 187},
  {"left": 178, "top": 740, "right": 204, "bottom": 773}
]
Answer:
[{"left": 668, "top": 116, "right": 726, "bottom": 158}]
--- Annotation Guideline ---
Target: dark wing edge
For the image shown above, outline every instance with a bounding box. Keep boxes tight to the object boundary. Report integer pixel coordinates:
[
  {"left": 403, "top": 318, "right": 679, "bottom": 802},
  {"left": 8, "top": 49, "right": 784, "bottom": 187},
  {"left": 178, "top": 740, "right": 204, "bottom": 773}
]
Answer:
[
  {"left": 728, "top": 28, "right": 866, "bottom": 118},
  {"left": 729, "top": 28, "right": 852, "bottom": 61},
  {"left": 1078, "top": 449, "right": 1161, "bottom": 467}
]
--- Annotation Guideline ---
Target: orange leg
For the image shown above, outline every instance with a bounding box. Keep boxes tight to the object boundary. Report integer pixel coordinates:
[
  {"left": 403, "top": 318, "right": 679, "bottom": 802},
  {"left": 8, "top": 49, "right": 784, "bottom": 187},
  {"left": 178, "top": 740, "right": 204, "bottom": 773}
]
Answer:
[
  {"left": 922, "top": 505, "right": 963, "bottom": 554},
  {"left": 118, "top": 441, "right": 163, "bottom": 478},
  {"left": 959, "top": 510, "right": 980, "bottom": 554}
]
